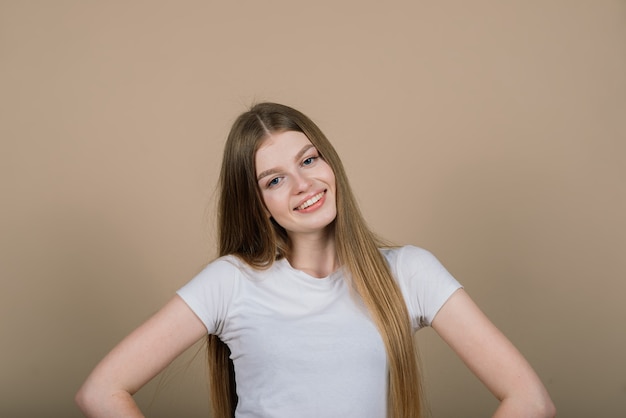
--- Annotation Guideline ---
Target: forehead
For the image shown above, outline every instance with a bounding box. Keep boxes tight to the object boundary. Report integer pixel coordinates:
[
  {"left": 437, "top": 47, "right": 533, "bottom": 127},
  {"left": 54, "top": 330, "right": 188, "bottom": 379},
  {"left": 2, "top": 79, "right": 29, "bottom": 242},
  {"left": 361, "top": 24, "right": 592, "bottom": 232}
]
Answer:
[{"left": 255, "top": 131, "right": 313, "bottom": 169}]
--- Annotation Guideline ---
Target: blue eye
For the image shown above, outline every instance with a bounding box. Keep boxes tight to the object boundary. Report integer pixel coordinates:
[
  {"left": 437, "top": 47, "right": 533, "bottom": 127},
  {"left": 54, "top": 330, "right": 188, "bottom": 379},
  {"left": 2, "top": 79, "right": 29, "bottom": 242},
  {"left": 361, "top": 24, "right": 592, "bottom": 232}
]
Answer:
[
  {"left": 268, "top": 177, "right": 281, "bottom": 187},
  {"left": 303, "top": 156, "right": 317, "bottom": 166}
]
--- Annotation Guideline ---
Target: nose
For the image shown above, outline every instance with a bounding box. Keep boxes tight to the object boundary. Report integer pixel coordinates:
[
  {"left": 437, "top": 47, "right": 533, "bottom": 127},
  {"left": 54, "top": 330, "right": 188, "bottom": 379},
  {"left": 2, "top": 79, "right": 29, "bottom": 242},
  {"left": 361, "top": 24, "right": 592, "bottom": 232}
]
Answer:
[{"left": 293, "top": 171, "right": 313, "bottom": 194}]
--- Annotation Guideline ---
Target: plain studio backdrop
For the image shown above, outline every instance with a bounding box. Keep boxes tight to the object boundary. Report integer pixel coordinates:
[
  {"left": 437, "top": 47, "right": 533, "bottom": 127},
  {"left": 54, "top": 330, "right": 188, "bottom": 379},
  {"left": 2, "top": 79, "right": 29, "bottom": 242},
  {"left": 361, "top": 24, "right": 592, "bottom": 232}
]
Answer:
[{"left": 1, "top": 1, "right": 625, "bottom": 417}]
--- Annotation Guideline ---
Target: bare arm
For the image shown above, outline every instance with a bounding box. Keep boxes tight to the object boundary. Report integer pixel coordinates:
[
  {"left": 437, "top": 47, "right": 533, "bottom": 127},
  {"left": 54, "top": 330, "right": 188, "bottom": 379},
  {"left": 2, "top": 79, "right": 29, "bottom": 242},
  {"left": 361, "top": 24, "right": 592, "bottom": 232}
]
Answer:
[
  {"left": 75, "top": 295, "right": 207, "bottom": 417},
  {"left": 431, "top": 289, "right": 556, "bottom": 417}
]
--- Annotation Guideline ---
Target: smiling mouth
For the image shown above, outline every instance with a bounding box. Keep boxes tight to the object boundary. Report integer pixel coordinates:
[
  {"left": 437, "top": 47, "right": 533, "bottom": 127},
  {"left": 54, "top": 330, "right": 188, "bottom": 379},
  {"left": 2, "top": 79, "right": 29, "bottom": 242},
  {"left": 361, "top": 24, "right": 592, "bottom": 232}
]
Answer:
[{"left": 295, "top": 191, "right": 325, "bottom": 211}]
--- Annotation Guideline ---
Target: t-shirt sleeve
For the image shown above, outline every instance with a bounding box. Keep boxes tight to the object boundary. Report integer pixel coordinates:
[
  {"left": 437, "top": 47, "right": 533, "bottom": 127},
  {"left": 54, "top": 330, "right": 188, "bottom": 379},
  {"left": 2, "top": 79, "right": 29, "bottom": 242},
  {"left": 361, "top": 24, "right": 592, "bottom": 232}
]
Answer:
[
  {"left": 176, "top": 257, "right": 238, "bottom": 336},
  {"left": 393, "top": 245, "right": 463, "bottom": 330}
]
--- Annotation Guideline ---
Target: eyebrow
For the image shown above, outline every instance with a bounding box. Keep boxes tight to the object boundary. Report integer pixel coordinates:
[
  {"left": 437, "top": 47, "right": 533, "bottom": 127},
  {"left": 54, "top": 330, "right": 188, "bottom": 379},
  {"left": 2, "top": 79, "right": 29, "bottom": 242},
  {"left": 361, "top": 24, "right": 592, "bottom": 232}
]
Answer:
[{"left": 257, "top": 144, "right": 316, "bottom": 181}]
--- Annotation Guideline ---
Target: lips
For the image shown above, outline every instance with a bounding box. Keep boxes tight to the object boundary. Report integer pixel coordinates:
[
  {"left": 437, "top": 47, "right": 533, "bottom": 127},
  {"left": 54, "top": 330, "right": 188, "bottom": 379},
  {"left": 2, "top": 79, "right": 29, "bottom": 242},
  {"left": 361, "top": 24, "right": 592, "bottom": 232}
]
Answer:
[{"left": 294, "top": 191, "right": 325, "bottom": 211}]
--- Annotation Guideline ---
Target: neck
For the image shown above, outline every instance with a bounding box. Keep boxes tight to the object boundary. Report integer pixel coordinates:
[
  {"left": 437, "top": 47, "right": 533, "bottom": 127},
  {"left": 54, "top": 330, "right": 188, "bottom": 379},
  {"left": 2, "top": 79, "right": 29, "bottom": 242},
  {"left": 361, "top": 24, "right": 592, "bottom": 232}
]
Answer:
[{"left": 287, "top": 228, "right": 338, "bottom": 278}]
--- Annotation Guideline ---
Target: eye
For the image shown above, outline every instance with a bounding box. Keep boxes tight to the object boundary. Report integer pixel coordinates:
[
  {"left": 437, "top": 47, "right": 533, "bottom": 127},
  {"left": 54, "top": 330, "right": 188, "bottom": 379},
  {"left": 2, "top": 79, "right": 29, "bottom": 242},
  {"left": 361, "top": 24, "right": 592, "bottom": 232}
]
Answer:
[
  {"left": 302, "top": 156, "right": 318, "bottom": 166},
  {"left": 267, "top": 177, "right": 281, "bottom": 188}
]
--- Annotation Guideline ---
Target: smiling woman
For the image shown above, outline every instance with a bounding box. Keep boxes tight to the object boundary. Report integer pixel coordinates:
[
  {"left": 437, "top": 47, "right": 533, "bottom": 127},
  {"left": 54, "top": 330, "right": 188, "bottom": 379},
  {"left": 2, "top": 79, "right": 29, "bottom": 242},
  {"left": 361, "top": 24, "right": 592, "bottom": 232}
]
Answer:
[{"left": 75, "top": 103, "right": 555, "bottom": 418}]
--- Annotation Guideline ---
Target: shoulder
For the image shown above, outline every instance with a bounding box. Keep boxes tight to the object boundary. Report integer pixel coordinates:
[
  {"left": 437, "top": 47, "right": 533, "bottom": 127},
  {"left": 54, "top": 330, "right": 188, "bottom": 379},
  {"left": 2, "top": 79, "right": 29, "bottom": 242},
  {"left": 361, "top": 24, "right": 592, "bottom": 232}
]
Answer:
[
  {"left": 184, "top": 255, "right": 283, "bottom": 291},
  {"left": 175, "top": 255, "right": 270, "bottom": 334},
  {"left": 381, "top": 245, "right": 462, "bottom": 328},
  {"left": 195, "top": 254, "right": 268, "bottom": 278},
  {"left": 380, "top": 245, "right": 458, "bottom": 285},
  {"left": 380, "top": 244, "right": 432, "bottom": 259},
  {"left": 380, "top": 245, "right": 442, "bottom": 276},
  {"left": 178, "top": 255, "right": 256, "bottom": 297},
  {"left": 189, "top": 255, "right": 243, "bottom": 283}
]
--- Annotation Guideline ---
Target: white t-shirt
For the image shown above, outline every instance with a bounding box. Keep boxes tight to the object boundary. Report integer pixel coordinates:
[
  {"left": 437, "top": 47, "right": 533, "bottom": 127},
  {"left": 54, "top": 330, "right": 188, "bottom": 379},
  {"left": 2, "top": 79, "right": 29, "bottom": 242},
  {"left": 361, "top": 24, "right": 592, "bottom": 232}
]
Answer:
[{"left": 177, "top": 245, "right": 461, "bottom": 418}]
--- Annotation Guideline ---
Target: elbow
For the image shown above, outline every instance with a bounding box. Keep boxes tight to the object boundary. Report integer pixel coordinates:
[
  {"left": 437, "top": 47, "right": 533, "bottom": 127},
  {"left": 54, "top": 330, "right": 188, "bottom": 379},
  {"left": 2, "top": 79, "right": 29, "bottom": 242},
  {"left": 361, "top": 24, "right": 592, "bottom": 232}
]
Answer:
[
  {"left": 527, "top": 391, "right": 556, "bottom": 418},
  {"left": 74, "top": 384, "right": 92, "bottom": 415},
  {"left": 541, "top": 398, "right": 557, "bottom": 418},
  {"left": 75, "top": 382, "right": 138, "bottom": 417},
  {"left": 75, "top": 382, "right": 102, "bottom": 417},
  {"left": 497, "top": 390, "right": 556, "bottom": 418},
  {"left": 535, "top": 387, "right": 556, "bottom": 418}
]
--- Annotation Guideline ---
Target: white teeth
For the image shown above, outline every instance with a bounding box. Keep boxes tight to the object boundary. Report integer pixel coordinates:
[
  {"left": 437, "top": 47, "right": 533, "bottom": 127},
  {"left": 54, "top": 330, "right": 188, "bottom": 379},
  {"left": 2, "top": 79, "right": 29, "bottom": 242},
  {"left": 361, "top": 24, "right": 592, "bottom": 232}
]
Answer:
[{"left": 297, "top": 192, "right": 324, "bottom": 210}]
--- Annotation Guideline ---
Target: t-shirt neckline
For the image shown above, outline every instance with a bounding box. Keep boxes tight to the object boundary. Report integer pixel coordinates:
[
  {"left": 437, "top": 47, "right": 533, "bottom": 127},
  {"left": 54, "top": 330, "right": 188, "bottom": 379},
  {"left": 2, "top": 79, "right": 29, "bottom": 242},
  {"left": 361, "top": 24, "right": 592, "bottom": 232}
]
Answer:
[{"left": 278, "top": 258, "right": 344, "bottom": 282}]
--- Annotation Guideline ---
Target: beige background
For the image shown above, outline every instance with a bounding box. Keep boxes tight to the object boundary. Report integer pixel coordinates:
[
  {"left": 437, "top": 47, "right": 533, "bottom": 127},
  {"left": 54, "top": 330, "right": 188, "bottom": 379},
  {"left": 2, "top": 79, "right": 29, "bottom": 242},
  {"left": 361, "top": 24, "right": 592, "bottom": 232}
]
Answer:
[{"left": 1, "top": 1, "right": 625, "bottom": 417}]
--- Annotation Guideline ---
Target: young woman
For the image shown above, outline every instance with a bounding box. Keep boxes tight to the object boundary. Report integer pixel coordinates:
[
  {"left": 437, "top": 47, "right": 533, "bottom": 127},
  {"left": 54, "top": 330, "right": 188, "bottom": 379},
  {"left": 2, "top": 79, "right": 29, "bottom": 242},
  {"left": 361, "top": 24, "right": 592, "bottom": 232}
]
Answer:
[{"left": 75, "top": 102, "right": 556, "bottom": 417}]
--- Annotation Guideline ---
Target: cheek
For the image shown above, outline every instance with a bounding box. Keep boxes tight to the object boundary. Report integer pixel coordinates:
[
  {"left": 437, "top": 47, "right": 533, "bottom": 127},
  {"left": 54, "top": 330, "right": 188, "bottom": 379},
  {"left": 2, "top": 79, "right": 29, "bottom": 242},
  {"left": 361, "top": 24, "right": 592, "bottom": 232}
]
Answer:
[
  {"left": 325, "top": 166, "right": 337, "bottom": 188},
  {"left": 261, "top": 192, "right": 283, "bottom": 217}
]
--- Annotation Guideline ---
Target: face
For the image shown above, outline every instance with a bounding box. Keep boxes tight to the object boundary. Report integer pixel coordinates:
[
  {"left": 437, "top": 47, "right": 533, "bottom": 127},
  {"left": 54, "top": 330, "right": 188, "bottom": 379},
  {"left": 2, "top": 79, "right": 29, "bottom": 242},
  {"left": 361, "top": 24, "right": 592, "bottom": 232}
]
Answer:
[{"left": 255, "top": 130, "right": 337, "bottom": 238}]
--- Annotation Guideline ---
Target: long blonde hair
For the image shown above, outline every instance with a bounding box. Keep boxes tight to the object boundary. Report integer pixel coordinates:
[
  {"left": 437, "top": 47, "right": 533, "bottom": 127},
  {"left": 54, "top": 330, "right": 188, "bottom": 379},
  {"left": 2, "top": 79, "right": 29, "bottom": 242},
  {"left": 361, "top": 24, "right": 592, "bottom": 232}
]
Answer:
[{"left": 209, "top": 102, "right": 422, "bottom": 417}]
